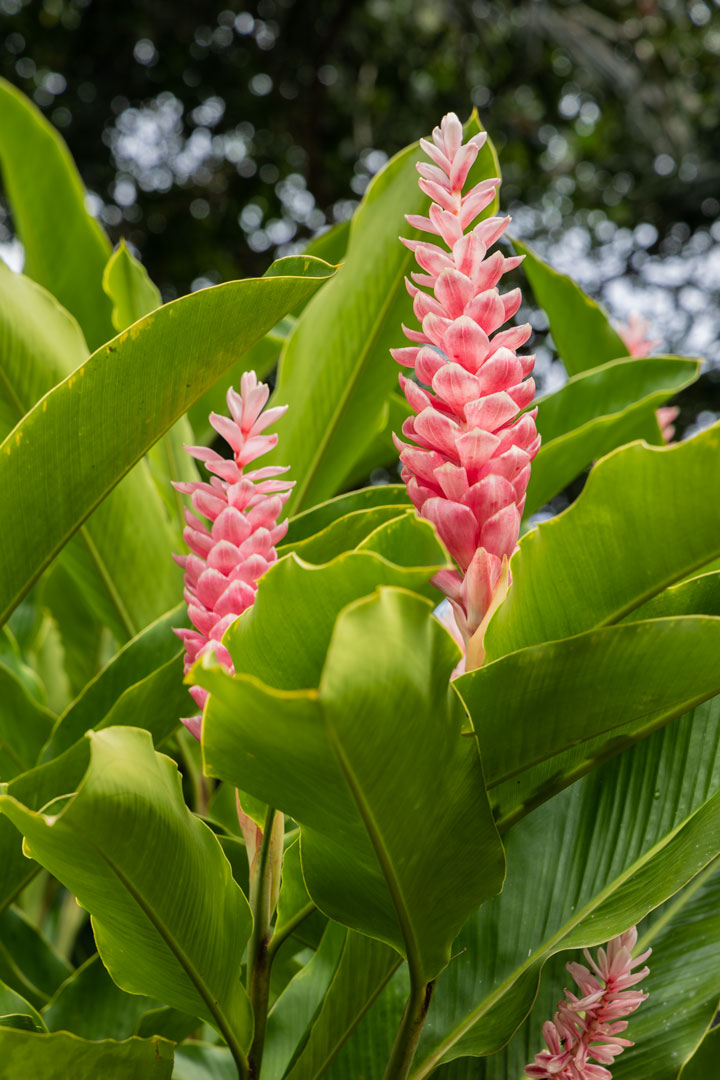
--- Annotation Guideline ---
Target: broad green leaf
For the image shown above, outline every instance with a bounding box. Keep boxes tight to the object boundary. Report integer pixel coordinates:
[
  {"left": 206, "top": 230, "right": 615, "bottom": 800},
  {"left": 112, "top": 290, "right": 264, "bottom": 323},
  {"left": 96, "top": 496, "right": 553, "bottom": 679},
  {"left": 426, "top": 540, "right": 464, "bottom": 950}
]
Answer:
[
  {"left": 486, "top": 424, "right": 720, "bottom": 660},
  {"left": 480, "top": 857, "right": 720, "bottom": 1080},
  {"left": 201, "top": 588, "right": 505, "bottom": 981},
  {"left": 0, "top": 257, "right": 335, "bottom": 628},
  {"left": 0, "top": 664, "right": 55, "bottom": 780},
  {"left": 0, "top": 258, "right": 182, "bottom": 640},
  {"left": 285, "top": 485, "right": 410, "bottom": 546},
  {"left": 0, "top": 1028, "right": 173, "bottom": 1079},
  {"left": 0, "top": 906, "right": 71, "bottom": 1009},
  {"left": 525, "top": 355, "right": 699, "bottom": 517},
  {"left": 101, "top": 240, "right": 199, "bottom": 533},
  {"left": 43, "top": 954, "right": 161, "bottom": 1040},
  {"left": 286, "top": 933, "right": 400, "bottom": 1080},
  {"left": 0, "top": 742, "right": 89, "bottom": 913},
  {"left": 39, "top": 564, "right": 107, "bottom": 696},
  {"left": 681, "top": 1023, "right": 720, "bottom": 1080},
  {"left": 102, "top": 240, "right": 161, "bottom": 332},
  {"left": 187, "top": 316, "right": 295, "bottom": 445},
  {"left": 173, "top": 1042, "right": 237, "bottom": 1080},
  {"left": 0, "top": 979, "right": 45, "bottom": 1030},
  {"left": 301, "top": 220, "right": 350, "bottom": 266},
  {"left": 458, "top": 616, "right": 720, "bottom": 827},
  {"left": 343, "top": 391, "right": 411, "bottom": 489},
  {"left": 222, "top": 534, "right": 449, "bottom": 692},
  {"left": 0, "top": 727, "right": 254, "bottom": 1055},
  {"left": 407, "top": 705, "right": 720, "bottom": 1075},
  {"left": 0, "top": 78, "right": 113, "bottom": 350},
  {"left": 43, "top": 603, "right": 185, "bottom": 761},
  {"left": 262, "top": 920, "right": 347, "bottom": 1080},
  {"left": 280, "top": 505, "right": 416, "bottom": 561},
  {"left": 512, "top": 236, "right": 627, "bottom": 376},
  {"left": 268, "top": 113, "right": 500, "bottom": 513},
  {"left": 625, "top": 570, "right": 720, "bottom": 621}
]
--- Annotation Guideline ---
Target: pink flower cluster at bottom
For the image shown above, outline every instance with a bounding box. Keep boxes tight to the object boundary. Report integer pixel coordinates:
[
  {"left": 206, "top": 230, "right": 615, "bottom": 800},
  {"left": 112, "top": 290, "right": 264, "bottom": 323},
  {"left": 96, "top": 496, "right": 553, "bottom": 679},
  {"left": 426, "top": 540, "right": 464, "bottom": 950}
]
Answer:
[{"left": 526, "top": 927, "right": 651, "bottom": 1080}]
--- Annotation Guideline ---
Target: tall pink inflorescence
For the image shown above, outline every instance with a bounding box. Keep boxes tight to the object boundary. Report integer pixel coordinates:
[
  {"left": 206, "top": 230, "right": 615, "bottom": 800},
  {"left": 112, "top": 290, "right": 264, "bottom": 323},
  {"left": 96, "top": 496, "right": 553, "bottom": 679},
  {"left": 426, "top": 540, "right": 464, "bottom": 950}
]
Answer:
[
  {"left": 392, "top": 112, "right": 540, "bottom": 668},
  {"left": 525, "top": 927, "right": 651, "bottom": 1080},
  {"left": 172, "top": 371, "right": 293, "bottom": 738}
]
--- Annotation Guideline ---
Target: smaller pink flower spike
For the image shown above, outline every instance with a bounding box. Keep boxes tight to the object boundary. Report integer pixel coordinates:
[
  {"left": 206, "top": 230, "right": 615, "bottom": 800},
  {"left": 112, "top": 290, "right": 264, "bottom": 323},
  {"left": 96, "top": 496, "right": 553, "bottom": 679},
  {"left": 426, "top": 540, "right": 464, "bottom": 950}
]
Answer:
[
  {"left": 618, "top": 314, "right": 677, "bottom": 443},
  {"left": 172, "top": 371, "right": 293, "bottom": 737},
  {"left": 393, "top": 111, "right": 540, "bottom": 668},
  {"left": 525, "top": 927, "right": 651, "bottom": 1080}
]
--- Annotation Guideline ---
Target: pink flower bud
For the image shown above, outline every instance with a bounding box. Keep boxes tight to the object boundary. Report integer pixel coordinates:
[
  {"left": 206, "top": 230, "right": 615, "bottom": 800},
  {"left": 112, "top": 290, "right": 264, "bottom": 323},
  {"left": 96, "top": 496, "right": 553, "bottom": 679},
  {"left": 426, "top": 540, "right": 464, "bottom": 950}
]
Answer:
[{"left": 172, "top": 372, "right": 293, "bottom": 737}]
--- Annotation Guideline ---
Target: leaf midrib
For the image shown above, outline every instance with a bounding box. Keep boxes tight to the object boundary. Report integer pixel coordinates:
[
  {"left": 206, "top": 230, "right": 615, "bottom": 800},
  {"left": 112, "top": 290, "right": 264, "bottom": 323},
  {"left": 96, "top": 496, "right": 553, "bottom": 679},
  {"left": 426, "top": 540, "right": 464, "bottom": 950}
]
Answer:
[
  {"left": 325, "top": 717, "right": 426, "bottom": 983},
  {"left": 75, "top": 821, "right": 247, "bottom": 1065}
]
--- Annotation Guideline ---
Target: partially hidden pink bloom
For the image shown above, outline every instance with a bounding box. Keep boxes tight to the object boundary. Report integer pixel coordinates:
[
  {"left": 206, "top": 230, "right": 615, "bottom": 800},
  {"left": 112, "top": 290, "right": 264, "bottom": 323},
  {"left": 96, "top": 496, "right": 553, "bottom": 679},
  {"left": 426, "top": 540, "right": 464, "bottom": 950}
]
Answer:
[
  {"left": 618, "top": 314, "right": 677, "bottom": 442},
  {"left": 172, "top": 371, "right": 293, "bottom": 738},
  {"left": 392, "top": 112, "right": 540, "bottom": 669},
  {"left": 525, "top": 927, "right": 651, "bottom": 1080}
]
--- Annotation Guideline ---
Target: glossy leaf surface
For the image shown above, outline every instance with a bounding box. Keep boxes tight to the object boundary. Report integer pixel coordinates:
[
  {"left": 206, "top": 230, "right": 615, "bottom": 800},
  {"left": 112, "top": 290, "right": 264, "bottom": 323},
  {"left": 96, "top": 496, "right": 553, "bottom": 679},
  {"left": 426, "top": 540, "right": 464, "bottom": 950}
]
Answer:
[
  {"left": 0, "top": 728, "right": 253, "bottom": 1052},
  {"left": 0, "top": 258, "right": 334, "bottom": 627},
  {"left": 486, "top": 424, "right": 720, "bottom": 659},
  {"left": 201, "top": 589, "right": 504, "bottom": 981}
]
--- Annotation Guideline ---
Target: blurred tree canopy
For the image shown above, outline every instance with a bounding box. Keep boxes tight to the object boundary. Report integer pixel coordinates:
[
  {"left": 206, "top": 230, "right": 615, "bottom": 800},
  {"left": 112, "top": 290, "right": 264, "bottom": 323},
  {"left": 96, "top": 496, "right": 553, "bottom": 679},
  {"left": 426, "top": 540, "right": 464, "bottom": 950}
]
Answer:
[{"left": 1, "top": 0, "right": 718, "bottom": 297}]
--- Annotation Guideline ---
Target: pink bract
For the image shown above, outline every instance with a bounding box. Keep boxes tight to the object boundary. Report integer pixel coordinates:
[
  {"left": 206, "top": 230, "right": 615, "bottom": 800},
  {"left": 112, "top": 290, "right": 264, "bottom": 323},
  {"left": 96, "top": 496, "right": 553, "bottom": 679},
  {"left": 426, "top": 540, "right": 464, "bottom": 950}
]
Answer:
[
  {"left": 525, "top": 927, "right": 651, "bottom": 1080},
  {"left": 392, "top": 111, "right": 540, "bottom": 666},
  {"left": 172, "top": 371, "right": 293, "bottom": 737}
]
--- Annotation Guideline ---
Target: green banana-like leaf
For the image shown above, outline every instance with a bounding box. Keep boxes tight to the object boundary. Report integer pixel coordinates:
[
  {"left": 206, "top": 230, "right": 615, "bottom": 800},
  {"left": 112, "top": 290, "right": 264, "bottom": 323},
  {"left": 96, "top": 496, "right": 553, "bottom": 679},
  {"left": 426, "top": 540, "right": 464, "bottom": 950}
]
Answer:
[
  {"left": 512, "top": 236, "right": 628, "bottom": 376},
  {"left": 0, "top": 742, "right": 88, "bottom": 913},
  {"left": 0, "top": 978, "right": 45, "bottom": 1030},
  {"left": 285, "top": 932, "right": 400, "bottom": 1080},
  {"left": 525, "top": 355, "right": 699, "bottom": 517},
  {"left": 102, "top": 240, "right": 161, "bottom": 333},
  {"left": 221, "top": 529, "right": 449, "bottom": 693},
  {"left": 200, "top": 588, "right": 505, "bottom": 982},
  {"left": 173, "top": 1042, "right": 237, "bottom": 1080},
  {"left": 0, "top": 257, "right": 182, "bottom": 640},
  {"left": 0, "top": 727, "right": 254, "bottom": 1056},
  {"left": 273, "top": 839, "right": 313, "bottom": 945},
  {"left": 284, "top": 485, "right": 410, "bottom": 547},
  {"left": 280, "top": 506, "right": 419, "bottom": 562},
  {"left": 458, "top": 616, "right": 720, "bottom": 826},
  {"left": 485, "top": 423, "right": 720, "bottom": 660},
  {"left": 405, "top": 707, "right": 720, "bottom": 1075},
  {"left": 0, "top": 257, "right": 335, "bottom": 628},
  {"left": 0, "top": 1028, "right": 173, "bottom": 1079},
  {"left": 342, "top": 392, "right": 411, "bottom": 489},
  {"left": 263, "top": 920, "right": 348, "bottom": 1080},
  {"left": 0, "top": 78, "right": 114, "bottom": 351},
  {"left": 680, "top": 1023, "right": 720, "bottom": 1080},
  {"left": 624, "top": 570, "right": 720, "bottom": 621},
  {"left": 478, "top": 856, "right": 720, "bottom": 1080},
  {"left": 39, "top": 564, "right": 106, "bottom": 696},
  {"left": 43, "top": 603, "right": 185, "bottom": 761},
  {"left": 101, "top": 241, "right": 199, "bottom": 533},
  {"left": 0, "top": 664, "right": 55, "bottom": 780},
  {"left": 268, "top": 113, "right": 500, "bottom": 513},
  {"left": 0, "top": 906, "right": 71, "bottom": 1010}
]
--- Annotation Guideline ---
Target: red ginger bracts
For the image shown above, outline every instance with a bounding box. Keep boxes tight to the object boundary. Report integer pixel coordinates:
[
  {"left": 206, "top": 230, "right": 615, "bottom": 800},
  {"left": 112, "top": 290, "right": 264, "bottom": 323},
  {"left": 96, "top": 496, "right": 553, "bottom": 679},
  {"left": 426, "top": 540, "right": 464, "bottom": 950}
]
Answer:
[
  {"left": 172, "top": 371, "right": 292, "bottom": 738},
  {"left": 392, "top": 112, "right": 540, "bottom": 667},
  {"left": 526, "top": 927, "right": 651, "bottom": 1080}
]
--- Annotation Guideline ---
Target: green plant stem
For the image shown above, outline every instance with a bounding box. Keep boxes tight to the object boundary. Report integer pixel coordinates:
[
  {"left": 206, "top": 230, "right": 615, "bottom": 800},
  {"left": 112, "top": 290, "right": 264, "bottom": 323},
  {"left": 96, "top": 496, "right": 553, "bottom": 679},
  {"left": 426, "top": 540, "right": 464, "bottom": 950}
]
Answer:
[
  {"left": 247, "top": 806, "right": 277, "bottom": 1080},
  {"left": 383, "top": 978, "right": 434, "bottom": 1080},
  {"left": 266, "top": 900, "right": 315, "bottom": 962}
]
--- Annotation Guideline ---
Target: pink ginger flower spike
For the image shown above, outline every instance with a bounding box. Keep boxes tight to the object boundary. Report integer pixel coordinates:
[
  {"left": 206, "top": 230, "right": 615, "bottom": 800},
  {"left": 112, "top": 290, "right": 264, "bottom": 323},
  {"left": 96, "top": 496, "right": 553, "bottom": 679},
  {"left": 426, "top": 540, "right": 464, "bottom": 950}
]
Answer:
[
  {"left": 172, "top": 370, "right": 293, "bottom": 739},
  {"left": 393, "top": 111, "right": 540, "bottom": 670},
  {"left": 525, "top": 926, "right": 651, "bottom": 1080},
  {"left": 618, "top": 314, "right": 677, "bottom": 442}
]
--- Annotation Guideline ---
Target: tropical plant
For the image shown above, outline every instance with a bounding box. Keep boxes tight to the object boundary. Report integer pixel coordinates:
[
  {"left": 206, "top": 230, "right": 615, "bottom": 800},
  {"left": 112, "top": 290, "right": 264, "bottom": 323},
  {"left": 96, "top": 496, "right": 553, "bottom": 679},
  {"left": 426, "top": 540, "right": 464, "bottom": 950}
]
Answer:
[{"left": 0, "top": 79, "right": 718, "bottom": 1080}]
